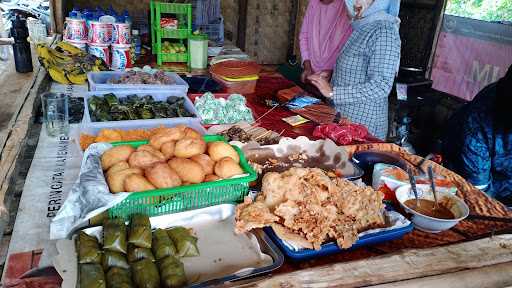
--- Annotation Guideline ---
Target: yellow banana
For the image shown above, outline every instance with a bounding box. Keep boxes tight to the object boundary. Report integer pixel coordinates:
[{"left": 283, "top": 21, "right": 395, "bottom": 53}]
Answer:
[
  {"left": 48, "top": 67, "right": 71, "bottom": 84},
  {"left": 55, "top": 41, "right": 82, "bottom": 55},
  {"left": 66, "top": 72, "right": 87, "bottom": 84}
]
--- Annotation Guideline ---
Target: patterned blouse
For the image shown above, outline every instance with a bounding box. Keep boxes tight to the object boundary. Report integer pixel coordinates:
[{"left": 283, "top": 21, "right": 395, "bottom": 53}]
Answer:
[
  {"left": 444, "top": 84, "right": 512, "bottom": 205},
  {"left": 331, "top": 14, "right": 401, "bottom": 140}
]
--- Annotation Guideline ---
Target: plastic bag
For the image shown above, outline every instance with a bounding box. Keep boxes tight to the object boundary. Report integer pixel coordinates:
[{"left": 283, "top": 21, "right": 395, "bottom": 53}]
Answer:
[
  {"left": 103, "top": 219, "right": 128, "bottom": 254},
  {"left": 80, "top": 264, "right": 106, "bottom": 288},
  {"left": 102, "top": 250, "right": 130, "bottom": 271},
  {"left": 167, "top": 227, "right": 199, "bottom": 257},
  {"left": 128, "top": 214, "right": 152, "bottom": 248},
  {"left": 128, "top": 244, "right": 155, "bottom": 263},
  {"left": 152, "top": 229, "right": 176, "bottom": 260},
  {"left": 106, "top": 267, "right": 134, "bottom": 288},
  {"left": 158, "top": 256, "right": 187, "bottom": 288},
  {"left": 131, "top": 258, "right": 160, "bottom": 288},
  {"left": 78, "top": 232, "right": 102, "bottom": 264}
]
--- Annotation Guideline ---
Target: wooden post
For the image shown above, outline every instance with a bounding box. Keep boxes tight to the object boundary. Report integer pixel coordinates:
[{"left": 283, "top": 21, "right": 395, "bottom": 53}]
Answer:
[
  {"left": 237, "top": 0, "right": 248, "bottom": 50},
  {"left": 50, "top": 0, "right": 65, "bottom": 34}
]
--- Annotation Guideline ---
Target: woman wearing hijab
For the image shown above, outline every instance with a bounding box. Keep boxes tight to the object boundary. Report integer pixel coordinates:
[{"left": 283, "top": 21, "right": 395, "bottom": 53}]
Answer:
[
  {"left": 299, "top": 0, "right": 352, "bottom": 83},
  {"left": 308, "top": 0, "right": 401, "bottom": 140},
  {"left": 443, "top": 65, "right": 512, "bottom": 206}
]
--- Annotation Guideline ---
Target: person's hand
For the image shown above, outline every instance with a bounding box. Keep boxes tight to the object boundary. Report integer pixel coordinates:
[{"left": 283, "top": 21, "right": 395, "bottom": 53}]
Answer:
[
  {"left": 300, "top": 60, "right": 313, "bottom": 83},
  {"left": 318, "top": 70, "right": 333, "bottom": 81},
  {"left": 308, "top": 74, "right": 333, "bottom": 98}
]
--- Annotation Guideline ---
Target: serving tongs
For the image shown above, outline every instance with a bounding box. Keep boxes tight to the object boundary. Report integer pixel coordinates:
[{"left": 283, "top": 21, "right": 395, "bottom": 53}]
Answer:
[
  {"left": 407, "top": 167, "right": 419, "bottom": 208},
  {"left": 428, "top": 166, "right": 440, "bottom": 211}
]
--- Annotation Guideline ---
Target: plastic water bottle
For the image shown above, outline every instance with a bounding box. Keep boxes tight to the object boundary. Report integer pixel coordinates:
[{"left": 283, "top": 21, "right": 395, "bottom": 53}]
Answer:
[
  {"left": 123, "top": 10, "right": 132, "bottom": 25},
  {"left": 69, "top": 7, "right": 80, "bottom": 19},
  {"left": 132, "top": 29, "right": 141, "bottom": 59}
]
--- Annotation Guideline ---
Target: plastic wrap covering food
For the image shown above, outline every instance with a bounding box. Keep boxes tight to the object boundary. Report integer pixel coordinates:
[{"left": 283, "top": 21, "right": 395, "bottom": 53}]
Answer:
[
  {"left": 372, "top": 163, "right": 458, "bottom": 199},
  {"left": 313, "top": 122, "right": 369, "bottom": 145},
  {"left": 194, "top": 92, "right": 254, "bottom": 124},
  {"left": 108, "top": 70, "right": 175, "bottom": 85}
]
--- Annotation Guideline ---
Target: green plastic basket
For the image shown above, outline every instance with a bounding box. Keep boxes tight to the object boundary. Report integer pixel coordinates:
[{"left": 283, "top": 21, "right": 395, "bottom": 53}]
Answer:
[
  {"left": 161, "top": 28, "right": 190, "bottom": 39},
  {"left": 160, "top": 52, "right": 188, "bottom": 63},
  {"left": 107, "top": 135, "right": 256, "bottom": 219}
]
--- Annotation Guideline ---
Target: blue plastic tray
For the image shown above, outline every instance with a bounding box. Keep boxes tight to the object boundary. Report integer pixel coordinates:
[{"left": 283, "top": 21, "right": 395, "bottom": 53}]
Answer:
[{"left": 264, "top": 211, "right": 413, "bottom": 261}]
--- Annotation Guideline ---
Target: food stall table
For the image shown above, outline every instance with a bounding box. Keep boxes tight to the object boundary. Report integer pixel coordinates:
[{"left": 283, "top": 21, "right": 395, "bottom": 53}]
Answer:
[{"left": 1, "top": 66, "right": 512, "bottom": 287}]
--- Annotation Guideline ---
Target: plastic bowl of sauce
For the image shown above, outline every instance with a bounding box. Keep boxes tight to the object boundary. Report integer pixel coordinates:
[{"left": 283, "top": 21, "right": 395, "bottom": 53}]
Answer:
[{"left": 395, "top": 184, "right": 469, "bottom": 233}]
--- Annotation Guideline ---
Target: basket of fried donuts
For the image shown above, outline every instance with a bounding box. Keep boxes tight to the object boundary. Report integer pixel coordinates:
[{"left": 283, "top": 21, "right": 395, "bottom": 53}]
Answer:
[{"left": 97, "top": 125, "right": 257, "bottom": 218}]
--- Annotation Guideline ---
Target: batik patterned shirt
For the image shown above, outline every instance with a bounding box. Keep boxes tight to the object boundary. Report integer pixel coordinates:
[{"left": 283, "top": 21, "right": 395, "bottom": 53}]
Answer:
[
  {"left": 331, "top": 17, "right": 401, "bottom": 140},
  {"left": 444, "top": 83, "right": 512, "bottom": 205}
]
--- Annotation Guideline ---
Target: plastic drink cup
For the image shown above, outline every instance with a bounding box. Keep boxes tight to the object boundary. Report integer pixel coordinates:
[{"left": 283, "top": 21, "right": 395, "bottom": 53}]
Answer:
[{"left": 41, "top": 92, "right": 69, "bottom": 137}]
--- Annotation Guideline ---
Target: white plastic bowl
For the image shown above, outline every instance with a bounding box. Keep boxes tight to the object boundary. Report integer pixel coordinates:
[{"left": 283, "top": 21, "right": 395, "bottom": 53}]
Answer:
[{"left": 395, "top": 184, "right": 469, "bottom": 233}]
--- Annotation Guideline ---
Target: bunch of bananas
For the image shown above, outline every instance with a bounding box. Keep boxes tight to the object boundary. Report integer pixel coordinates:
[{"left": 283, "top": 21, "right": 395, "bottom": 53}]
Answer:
[{"left": 37, "top": 41, "right": 110, "bottom": 85}]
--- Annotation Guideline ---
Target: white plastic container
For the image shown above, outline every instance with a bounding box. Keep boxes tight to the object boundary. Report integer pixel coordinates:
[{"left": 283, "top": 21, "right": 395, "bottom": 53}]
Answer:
[
  {"left": 82, "top": 90, "right": 200, "bottom": 129},
  {"left": 87, "top": 71, "right": 189, "bottom": 93},
  {"left": 189, "top": 33, "right": 208, "bottom": 69},
  {"left": 88, "top": 44, "right": 110, "bottom": 66}
]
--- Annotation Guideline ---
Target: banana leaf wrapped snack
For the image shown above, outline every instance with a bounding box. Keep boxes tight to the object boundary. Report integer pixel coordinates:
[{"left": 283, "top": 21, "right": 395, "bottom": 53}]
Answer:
[
  {"left": 103, "top": 219, "right": 127, "bottom": 254},
  {"left": 106, "top": 267, "right": 134, "bottom": 288},
  {"left": 152, "top": 228, "right": 176, "bottom": 260},
  {"left": 78, "top": 231, "right": 102, "bottom": 264},
  {"left": 127, "top": 244, "right": 155, "bottom": 263},
  {"left": 158, "top": 255, "right": 187, "bottom": 288},
  {"left": 128, "top": 214, "right": 152, "bottom": 248},
  {"left": 131, "top": 258, "right": 160, "bottom": 288},
  {"left": 167, "top": 227, "right": 199, "bottom": 257},
  {"left": 80, "top": 263, "right": 106, "bottom": 288},
  {"left": 102, "top": 250, "right": 130, "bottom": 271}
]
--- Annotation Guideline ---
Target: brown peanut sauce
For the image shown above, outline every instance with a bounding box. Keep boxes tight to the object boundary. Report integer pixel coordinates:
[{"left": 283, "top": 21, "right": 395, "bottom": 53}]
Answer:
[{"left": 404, "top": 199, "right": 455, "bottom": 219}]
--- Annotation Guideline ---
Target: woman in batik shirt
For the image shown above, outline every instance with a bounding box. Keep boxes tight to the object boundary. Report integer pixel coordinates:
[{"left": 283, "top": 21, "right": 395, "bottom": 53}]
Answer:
[
  {"left": 443, "top": 65, "right": 512, "bottom": 206},
  {"left": 308, "top": 0, "right": 401, "bottom": 140}
]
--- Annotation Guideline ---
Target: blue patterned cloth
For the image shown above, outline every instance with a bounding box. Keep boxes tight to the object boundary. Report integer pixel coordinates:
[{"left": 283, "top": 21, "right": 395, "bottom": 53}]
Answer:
[
  {"left": 443, "top": 84, "right": 512, "bottom": 205},
  {"left": 331, "top": 12, "right": 401, "bottom": 140}
]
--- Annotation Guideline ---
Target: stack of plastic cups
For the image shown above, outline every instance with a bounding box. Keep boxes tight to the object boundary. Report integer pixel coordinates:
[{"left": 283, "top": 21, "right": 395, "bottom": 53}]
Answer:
[
  {"left": 111, "top": 13, "right": 132, "bottom": 70},
  {"left": 63, "top": 9, "right": 88, "bottom": 51},
  {"left": 87, "top": 15, "right": 114, "bottom": 66}
]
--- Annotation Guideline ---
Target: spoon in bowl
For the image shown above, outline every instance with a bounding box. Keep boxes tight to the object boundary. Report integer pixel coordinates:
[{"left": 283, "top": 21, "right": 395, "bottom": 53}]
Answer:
[
  {"left": 407, "top": 167, "right": 419, "bottom": 208},
  {"left": 428, "top": 166, "right": 439, "bottom": 211}
]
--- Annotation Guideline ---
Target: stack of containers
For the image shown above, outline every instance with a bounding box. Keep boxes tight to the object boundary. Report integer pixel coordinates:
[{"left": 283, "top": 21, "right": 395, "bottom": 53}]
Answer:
[
  {"left": 191, "top": 0, "right": 224, "bottom": 46},
  {"left": 209, "top": 60, "right": 261, "bottom": 94},
  {"left": 63, "top": 7, "right": 134, "bottom": 70}
]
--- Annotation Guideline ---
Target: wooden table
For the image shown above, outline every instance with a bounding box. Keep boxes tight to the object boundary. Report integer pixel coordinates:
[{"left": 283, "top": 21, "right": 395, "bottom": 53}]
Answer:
[{"left": 1, "top": 69, "right": 512, "bottom": 287}]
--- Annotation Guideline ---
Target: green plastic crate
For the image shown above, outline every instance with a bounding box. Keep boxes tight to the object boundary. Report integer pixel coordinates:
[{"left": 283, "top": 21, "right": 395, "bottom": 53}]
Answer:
[
  {"left": 161, "top": 28, "right": 190, "bottom": 39},
  {"left": 160, "top": 52, "right": 188, "bottom": 63},
  {"left": 107, "top": 135, "right": 257, "bottom": 219},
  {"left": 150, "top": 1, "right": 192, "bottom": 66}
]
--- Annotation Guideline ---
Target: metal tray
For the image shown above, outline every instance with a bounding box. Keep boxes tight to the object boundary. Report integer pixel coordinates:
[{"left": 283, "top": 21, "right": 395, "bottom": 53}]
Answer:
[{"left": 72, "top": 204, "right": 283, "bottom": 287}]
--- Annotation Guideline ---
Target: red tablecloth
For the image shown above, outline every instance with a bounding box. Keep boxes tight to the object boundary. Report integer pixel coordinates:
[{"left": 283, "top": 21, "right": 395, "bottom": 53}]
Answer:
[{"left": 227, "top": 74, "right": 382, "bottom": 143}]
